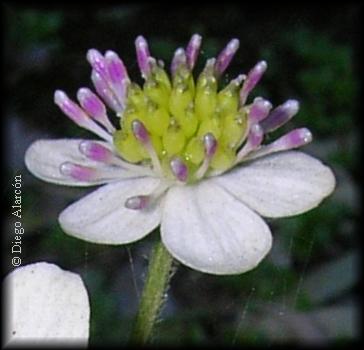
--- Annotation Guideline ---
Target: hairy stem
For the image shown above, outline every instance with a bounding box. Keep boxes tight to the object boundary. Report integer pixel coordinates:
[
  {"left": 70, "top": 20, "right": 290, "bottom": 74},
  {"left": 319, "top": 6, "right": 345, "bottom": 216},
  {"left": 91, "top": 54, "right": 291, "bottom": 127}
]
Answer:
[{"left": 129, "top": 239, "right": 174, "bottom": 344}]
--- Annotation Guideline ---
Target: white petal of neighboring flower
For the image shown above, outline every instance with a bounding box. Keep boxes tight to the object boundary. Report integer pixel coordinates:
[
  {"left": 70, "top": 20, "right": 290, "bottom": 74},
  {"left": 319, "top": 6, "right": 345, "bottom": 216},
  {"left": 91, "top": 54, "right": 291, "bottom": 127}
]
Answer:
[
  {"left": 4, "top": 262, "right": 89, "bottom": 347},
  {"left": 161, "top": 181, "right": 272, "bottom": 275},
  {"left": 213, "top": 151, "right": 336, "bottom": 218},
  {"left": 25, "top": 139, "right": 136, "bottom": 186},
  {"left": 59, "top": 177, "right": 162, "bottom": 244}
]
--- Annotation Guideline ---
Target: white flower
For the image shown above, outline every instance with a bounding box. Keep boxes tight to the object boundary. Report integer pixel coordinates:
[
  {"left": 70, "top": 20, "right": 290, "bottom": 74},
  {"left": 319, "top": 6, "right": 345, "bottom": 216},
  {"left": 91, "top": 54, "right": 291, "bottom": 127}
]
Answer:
[
  {"left": 3, "top": 262, "right": 90, "bottom": 347},
  {"left": 25, "top": 34, "right": 335, "bottom": 275}
]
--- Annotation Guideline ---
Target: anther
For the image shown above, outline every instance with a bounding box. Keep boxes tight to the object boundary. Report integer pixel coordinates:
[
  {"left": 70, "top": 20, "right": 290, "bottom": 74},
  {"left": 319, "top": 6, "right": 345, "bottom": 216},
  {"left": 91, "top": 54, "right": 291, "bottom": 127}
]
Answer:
[
  {"left": 170, "top": 157, "right": 188, "bottom": 182},
  {"left": 186, "top": 34, "right": 202, "bottom": 70},
  {"left": 236, "top": 123, "right": 264, "bottom": 162},
  {"left": 215, "top": 38, "right": 240, "bottom": 77},
  {"left": 125, "top": 195, "right": 150, "bottom": 210},
  {"left": 171, "top": 48, "right": 187, "bottom": 78},
  {"left": 135, "top": 35, "right": 152, "bottom": 79},
  {"left": 132, "top": 119, "right": 150, "bottom": 144},
  {"left": 195, "top": 133, "right": 217, "bottom": 179},
  {"left": 240, "top": 60, "right": 267, "bottom": 105},
  {"left": 77, "top": 88, "right": 115, "bottom": 132},
  {"left": 244, "top": 128, "right": 312, "bottom": 160},
  {"left": 79, "top": 141, "right": 113, "bottom": 163},
  {"left": 260, "top": 100, "right": 299, "bottom": 133},
  {"left": 248, "top": 97, "right": 272, "bottom": 123},
  {"left": 132, "top": 120, "right": 163, "bottom": 174},
  {"left": 60, "top": 162, "right": 97, "bottom": 182}
]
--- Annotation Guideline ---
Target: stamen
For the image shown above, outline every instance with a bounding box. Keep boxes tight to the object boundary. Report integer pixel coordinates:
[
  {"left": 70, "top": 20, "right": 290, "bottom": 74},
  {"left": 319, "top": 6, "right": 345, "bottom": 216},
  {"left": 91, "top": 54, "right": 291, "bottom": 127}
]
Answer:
[
  {"left": 60, "top": 162, "right": 97, "bottom": 182},
  {"left": 91, "top": 70, "right": 124, "bottom": 113},
  {"left": 186, "top": 34, "right": 202, "bottom": 70},
  {"left": 54, "top": 90, "right": 113, "bottom": 143},
  {"left": 171, "top": 48, "right": 187, "bottom": 78},
  {"left": 54, "top": 90, "right": 88, "bottom": 125},
  {"left": 105, "top": 50, "right": 130, "bottom": 106},
  {"left": 215, "top": 38, "right": 240, "bottom": 77},
  {"left": 204, "top": 132, "right": 218, "bottom": 157},
  {"left": 132, "top": 119, "right": 150, "bottom": 144},
  {"left": 77, "top": 88, "right": 115, "bottom": 133},
  {"left": 240, "top": 60, "right": 267, "bottom": 105},
  {"left": 260, "top": 99, "right": 299, "bottom": 133},
  {"left": 125, "top": 182, "right": 170, "bottom": 210},
  {"left": 246, "top": 128, "right": 313, "bottom": 160},
  {"left": 236, "top": 123, "right": 264, "bottom": 162},
  {"left": 170, "top": 157, "right": 188, "bottom": 182},
  {"left": 135, "top": 35, "right": 151, "bottom": 79},
  {"left": 79, "top": 141, "right": 113, "bottom": 163},
  {"left": 132, "top": 120, "right": 162, "bottom": 174},
  {"left": 125, "top": 195, "right": 149, "bottom": 210},
  {"left": 86, "top": 49, "right": 108, "bottom": 80},
  {"left": 195, "top": 133, "right": 217, "bottom": 179},
  {"left": 248, "top": 97, "right": 272, "bottom": 123}
]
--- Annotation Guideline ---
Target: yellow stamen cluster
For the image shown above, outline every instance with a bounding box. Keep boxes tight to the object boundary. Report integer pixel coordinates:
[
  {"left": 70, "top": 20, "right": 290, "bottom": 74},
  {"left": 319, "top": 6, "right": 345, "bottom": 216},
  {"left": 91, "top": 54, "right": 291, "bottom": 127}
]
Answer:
[{"left": 113, "top": 62, "right": 247, "bottom": 178}]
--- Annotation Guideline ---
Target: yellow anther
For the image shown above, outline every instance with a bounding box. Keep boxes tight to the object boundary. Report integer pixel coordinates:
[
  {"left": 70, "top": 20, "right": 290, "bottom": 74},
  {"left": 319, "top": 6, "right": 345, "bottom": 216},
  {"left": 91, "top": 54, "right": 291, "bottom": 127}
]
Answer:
[
  {"left": 144, "top": 79, "right": 169, "bottom": 109},
  {"left": 127, "top": 83, "right": 146, "bottom": 107},
  {"left": 143, "top": 103, "right": 169, "bottom": 137},
  {"left": 217, "top": 82, "right": 240, "bottom": 115},
  {"left": 113, "top": 130, "right": 148, "bottom": 163},
  {"left": 162, "top": 122, "right": 186, "bottom": 156},
  {"left": 197, "top": 115, "right": 221, "bottom": 139},
  {"left": 169, "top": 83, "right": 193, "bottom": 120},
  {"left": 152, "top": 65, "right": 172, "bottom": 92},
  {"left": 210, "top": 145, "right": 235, "bottom": 171},
  {"left": 220, "top": 110, "right": 248, "bottom": 148},
  {"left": 179, "top": 104, "right": 198, "bottom": 138},
  {"left": 121, "top": 106, "right": 145, "bottom": 132},
  {"left": 184, "top": 137, "right": 204, "bottom": 165}
]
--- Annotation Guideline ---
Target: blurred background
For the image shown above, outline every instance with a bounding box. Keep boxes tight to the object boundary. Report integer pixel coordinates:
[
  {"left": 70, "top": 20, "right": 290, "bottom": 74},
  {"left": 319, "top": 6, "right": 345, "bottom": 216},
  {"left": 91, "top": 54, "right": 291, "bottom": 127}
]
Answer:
[{"left": 4, "top": 2, "right": 361, "bottom": 346}]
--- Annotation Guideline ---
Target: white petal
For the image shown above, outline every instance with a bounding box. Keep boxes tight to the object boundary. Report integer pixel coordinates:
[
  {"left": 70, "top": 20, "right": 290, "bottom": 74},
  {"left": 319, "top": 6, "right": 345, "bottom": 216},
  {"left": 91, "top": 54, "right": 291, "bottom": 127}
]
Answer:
[
  {"left": 4, "top": 262, "right": 89, "bottom": 347},
  {"left": 25, "top": 139, "right": 138, "bottom": 186},
  {"left": 213, "top": 151, "right": 336, "bottom": 218},
  {"left": 161, "top": 181, "right": 272, "bottom": 275},
  {"left": 59, "top": 177, "right": 162, "bottom": 244}
]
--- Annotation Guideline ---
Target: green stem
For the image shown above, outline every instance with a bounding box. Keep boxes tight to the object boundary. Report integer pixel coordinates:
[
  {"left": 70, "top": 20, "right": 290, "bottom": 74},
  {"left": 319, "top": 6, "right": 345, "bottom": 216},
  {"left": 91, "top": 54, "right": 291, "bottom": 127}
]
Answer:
[{"left": 129, "top": 238, "right": 174, "bottom": 345}]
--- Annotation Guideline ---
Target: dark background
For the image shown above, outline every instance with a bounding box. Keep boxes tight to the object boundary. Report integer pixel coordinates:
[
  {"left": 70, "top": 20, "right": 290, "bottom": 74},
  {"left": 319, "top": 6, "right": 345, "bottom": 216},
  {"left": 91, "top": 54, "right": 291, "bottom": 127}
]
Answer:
[{"left": 4, "top": 2, "right": 361, "bottom": 345}]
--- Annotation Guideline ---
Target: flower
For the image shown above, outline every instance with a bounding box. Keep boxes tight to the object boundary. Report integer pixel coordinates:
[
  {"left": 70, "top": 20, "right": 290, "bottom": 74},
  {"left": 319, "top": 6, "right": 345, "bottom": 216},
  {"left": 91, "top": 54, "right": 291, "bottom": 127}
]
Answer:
[
  {"left": 4, "top": 262, "right": 90, "bottom": 347},
  {"left": 25, "top": 34, "right": 335, "bottom": 275}
]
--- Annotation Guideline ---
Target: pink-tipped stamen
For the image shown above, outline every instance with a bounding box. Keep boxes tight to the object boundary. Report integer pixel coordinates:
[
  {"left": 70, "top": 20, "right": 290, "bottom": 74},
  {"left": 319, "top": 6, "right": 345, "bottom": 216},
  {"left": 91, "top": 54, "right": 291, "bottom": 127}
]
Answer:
[
  {"left": 60, "top": 162, "right": 97, "bottom": 182},
  {"left": 132, "top": 119, "right": 150, "bottom": 144},
  {"left": 186, "top": 34, "right": 202, "bottom": 70},
  {"left": 240, "top": 60, "right": 267, "bottom": 105},
  {"left": 170, "top": 157, "right": 188, "bottom": 182},
  {"left": 77, "top": 88, "right": 115, "bottom": 133},
  {"left": 79, "top": 141, "right": 113, "bottom": 163},
  {"left": 105, "top": 50, "right": 130, "bottom": 105},
  {"left": 215, "top": 38, "right": 240, "bottom": 77},
  {"left": 124, "top": 182, "right": 170, "bottom": 210},
  {"left": 195, "top": 133, "right": 217, "bottom": 179},
  {"left": 135, "top": 35, "right": 152, "bottom": 79},
  {"left": 260, "top": 99, "right": 299, "bottom": 133},
  {"left": 86, "top": 49, "right": 108, "bottom": 80},
  {"left": 236, "top": 123, "right": 264, "bottom": 162},
  {"left": 132, "top": 120, "right": 162, "bottom": 175},
  {"left": 248, "top": 97, "right": 272, "bottom": 123},
  {"left": 171, "top": 48, "right": 187, "bottom": 77},
  {"left": 125, "top": 195, "right": 150, "bottom": 210},
  {"left": 245, "top": 128, "right": 313, "bottom": 160},
  {"left": 54, "top": 90, "right": 113, "bottom": 142},
  {"left": 91, "top": 70, "right": 124, "bottom": 114}
]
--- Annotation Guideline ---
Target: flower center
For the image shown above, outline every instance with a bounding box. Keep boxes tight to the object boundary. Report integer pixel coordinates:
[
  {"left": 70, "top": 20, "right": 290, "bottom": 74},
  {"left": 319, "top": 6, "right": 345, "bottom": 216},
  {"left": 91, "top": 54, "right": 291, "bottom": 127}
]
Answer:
[{"left": 113, "top": 59, "right": 247, "bottom": 183}]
